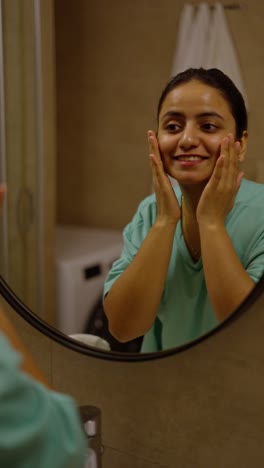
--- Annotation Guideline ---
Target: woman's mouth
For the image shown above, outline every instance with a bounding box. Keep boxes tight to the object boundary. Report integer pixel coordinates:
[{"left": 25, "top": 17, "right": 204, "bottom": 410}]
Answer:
[{"left": 172, "top": 155, "right": 209, "bottom": 165}]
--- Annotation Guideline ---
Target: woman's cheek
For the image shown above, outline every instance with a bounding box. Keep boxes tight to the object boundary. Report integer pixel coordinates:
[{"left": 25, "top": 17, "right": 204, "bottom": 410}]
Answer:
[
  {"left": 209, "top": 136, "right": 223, "bottom": 159},
  {"left": 157, "top": 134, "right": 173, "bottom": 154}
]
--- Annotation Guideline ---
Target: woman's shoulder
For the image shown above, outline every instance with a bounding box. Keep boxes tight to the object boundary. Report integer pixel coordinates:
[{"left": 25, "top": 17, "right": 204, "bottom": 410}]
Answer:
[
  {"left": 236, "top": 178, "right": 264, "bottom": 207},
  {"left": 135, "top": 183, "right": 182, "bottom": 216},
  {"left": 123, "top": 193, "right": 157, "bottom": 235},
  {"left": 137, "top": 192, "right": 157, "bottom": 211}
]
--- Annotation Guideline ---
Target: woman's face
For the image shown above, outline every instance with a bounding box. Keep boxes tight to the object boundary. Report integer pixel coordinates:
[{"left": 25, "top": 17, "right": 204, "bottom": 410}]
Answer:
[{"left": 157, "top": 80, "right": 244, "bottom": 187}]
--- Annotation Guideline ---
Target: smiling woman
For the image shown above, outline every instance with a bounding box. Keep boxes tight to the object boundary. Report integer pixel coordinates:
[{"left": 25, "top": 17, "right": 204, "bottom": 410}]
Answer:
[{"left": 103, "top": 68, "right": 264, "bottom": 353}]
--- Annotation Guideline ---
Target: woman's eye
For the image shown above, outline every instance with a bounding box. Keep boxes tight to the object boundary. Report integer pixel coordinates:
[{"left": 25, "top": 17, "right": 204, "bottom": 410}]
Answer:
[
  {"left": 201, "top": 123, "right": 218, "bottom": 132},
  {"left": 166, "top": 123, "right": 181, "bottom": 132}
]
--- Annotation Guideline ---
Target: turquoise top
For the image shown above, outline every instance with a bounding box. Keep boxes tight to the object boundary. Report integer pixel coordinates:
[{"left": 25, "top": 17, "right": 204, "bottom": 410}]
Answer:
[
  {"left": 0, "top": 332, "right": 86, "bottom": 468},
  {"left": 104, "top": 179, "right": 264, "bottom": 352}
]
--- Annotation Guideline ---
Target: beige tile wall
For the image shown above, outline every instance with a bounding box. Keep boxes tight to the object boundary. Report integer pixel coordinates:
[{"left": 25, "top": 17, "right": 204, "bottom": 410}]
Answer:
[
  {"left": 55, "top": 0, "right": 264, "bottom": 230},
  {"left": 4, "top": 283, "right": 264, "bottom": 467}
]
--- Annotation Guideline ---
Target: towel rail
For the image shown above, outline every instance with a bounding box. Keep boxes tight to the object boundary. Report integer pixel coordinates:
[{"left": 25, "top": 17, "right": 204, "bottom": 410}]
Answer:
[{"left": 197, "top": 3, "right": 247, "bottom": 11}]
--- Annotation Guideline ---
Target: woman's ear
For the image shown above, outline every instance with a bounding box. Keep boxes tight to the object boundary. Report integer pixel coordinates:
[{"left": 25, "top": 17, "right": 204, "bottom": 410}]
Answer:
[{"left": 238, "top": 131, "right": 248, "bottom": 162}]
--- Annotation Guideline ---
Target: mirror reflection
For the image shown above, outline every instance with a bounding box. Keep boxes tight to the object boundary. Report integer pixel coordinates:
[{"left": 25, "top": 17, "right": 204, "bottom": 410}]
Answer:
[
  {"left": 103, "top": 69, "right": 264, "bottom": 353},
  {"left": 1, "top": 0, "right": 264, "bottom": 355}
]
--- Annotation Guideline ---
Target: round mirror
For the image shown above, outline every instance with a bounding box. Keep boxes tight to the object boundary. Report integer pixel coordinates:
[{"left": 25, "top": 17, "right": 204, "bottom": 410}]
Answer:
[
  {"left": 1, "top": 273, "right": 264, "bottom": 361},
  {"left": 1, "top": 1, "right": 264, "bottom": 359}
]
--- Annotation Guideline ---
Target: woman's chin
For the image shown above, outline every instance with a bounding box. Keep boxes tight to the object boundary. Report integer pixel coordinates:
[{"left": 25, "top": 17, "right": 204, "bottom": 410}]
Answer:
[{"left": 167, "top": 171, "right": 210, "bottom": 186}]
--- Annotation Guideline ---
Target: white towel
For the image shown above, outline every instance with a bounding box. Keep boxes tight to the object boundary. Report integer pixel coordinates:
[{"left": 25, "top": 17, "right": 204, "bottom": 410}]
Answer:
[
  {"left": 171, "top": 3, "right": 211, "bottom": 75},
  {"left": 171, "top": 3, "right": 247, "bottom": 108},
  {"left": 69, "top": 333, "right": 111, "bottom": 351},
  {"left": 205, "top": 3, "right": 248, "bottom": 107},
  {"left": 171, "top": 4, "right": 194, "bottom": 75},
  {"left": 184, "top": 3, "right": 211, "bottom": 69}
]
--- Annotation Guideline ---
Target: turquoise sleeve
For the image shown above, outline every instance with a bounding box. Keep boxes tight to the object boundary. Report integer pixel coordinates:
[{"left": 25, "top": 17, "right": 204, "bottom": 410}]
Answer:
[
  {"left": 0, "top": 333, "right": 86, "bottom": 468},
  {"left": 103, "top": 187, "right": 182, "bottom": 299},
  {"left": 243, "top": 222, "right": 264, "bottom": 283},
  {"left": 103, "top": 194, "right": 157, "bottom": 298}
]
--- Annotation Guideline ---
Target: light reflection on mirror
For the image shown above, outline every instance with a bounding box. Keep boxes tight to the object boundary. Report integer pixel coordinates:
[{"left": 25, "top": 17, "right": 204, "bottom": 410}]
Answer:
[{"left": 1, "top": 0, "right": 264, "bottom": 356}]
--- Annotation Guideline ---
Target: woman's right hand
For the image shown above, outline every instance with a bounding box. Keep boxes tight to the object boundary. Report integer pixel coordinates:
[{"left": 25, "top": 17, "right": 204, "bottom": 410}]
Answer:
[{"left": 148, "top": 130, "right": 181, "bottom": 225}]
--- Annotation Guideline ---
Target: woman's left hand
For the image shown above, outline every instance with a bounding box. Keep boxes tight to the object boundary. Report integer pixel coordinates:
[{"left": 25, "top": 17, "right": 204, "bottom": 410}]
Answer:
[{"left": 196, "top": 134, "right": 244, "bottom": 227}]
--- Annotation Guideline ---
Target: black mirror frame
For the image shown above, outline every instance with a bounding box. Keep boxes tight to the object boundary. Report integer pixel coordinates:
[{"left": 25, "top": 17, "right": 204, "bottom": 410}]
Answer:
[{"left": 1, "top": 274, "right": 264, "bottom": 362}]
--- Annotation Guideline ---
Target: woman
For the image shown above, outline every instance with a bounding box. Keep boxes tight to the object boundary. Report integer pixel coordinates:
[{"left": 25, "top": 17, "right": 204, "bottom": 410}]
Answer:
[{"left": 103, "top": 68, "right": 264, "bottom": 352}]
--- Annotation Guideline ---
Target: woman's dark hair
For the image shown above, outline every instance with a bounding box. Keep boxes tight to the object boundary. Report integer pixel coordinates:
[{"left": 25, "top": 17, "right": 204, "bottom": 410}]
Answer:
[{"left": 157, "top": 68, "right": 248, "bottom": 139}]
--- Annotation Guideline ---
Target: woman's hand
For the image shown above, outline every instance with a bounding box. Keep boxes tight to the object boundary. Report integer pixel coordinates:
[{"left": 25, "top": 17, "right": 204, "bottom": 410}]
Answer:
[
  {"left": 196, "top": 134, "right": 244, "bottom": 228},
  {"left": 148, "top": 130, "right": 181, "bottom": 225}
]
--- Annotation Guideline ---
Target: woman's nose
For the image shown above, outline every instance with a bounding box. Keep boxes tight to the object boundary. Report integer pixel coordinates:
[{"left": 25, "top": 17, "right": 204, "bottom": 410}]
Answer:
[{"left": 178, "top": 126, "right": 199, "bottom": 150}]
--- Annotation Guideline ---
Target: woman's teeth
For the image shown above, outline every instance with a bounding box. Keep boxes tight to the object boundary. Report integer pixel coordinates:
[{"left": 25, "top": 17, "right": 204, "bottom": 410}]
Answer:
[{"left": 176, "top": 156, "right": 205, "bottom": 161}]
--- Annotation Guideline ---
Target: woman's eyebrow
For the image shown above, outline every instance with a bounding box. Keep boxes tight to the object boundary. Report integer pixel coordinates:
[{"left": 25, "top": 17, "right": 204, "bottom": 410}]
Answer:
[
  {"left": 161, "top": 111, "right": 225, "bottom": 121},
  {"left": 161, "top": 111, "right": 184, "bottom": 121},
  {"left": 197, "top": 112, "right": 225, "bottom": 120}
]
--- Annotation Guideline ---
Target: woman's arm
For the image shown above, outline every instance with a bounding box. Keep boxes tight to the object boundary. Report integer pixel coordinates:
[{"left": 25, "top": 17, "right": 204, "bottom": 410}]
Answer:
[
  {"left": 104, "top": 220, "right": 177, "bottom": 341},
  {"left": 104, "top": 131, "right": 180, "bottom": 342},
  {"left": 197, "top": 135, "right": 254, "bottom": 321},
  {"left": 199, "top": 224, "right": 254, "bottom": 321}
]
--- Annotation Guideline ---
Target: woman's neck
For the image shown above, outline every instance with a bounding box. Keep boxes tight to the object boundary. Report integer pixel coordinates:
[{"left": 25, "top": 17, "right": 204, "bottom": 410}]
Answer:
[
  {"left": 179, "top": 183, "right": 206, "bottom": 220},
  {"left": 179, "top": 183, "right": 205, "bottom": 262}
]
